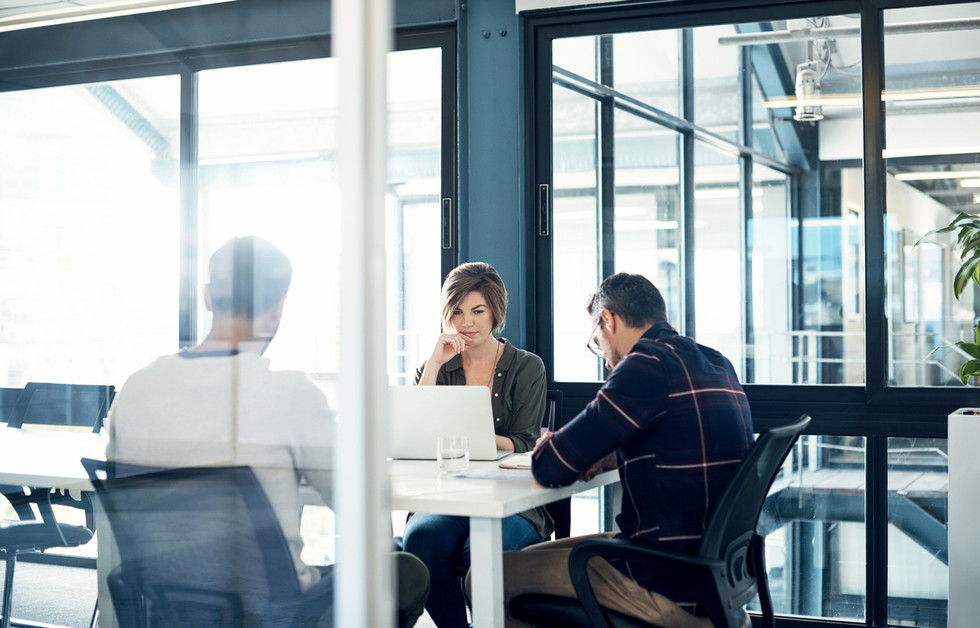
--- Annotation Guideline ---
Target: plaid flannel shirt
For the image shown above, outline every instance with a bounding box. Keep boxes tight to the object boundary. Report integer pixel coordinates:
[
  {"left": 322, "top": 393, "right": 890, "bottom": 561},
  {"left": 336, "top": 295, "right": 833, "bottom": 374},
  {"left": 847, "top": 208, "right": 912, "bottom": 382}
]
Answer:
[{"left": 532, "top": 321, "right": 753, "bottom": 611}]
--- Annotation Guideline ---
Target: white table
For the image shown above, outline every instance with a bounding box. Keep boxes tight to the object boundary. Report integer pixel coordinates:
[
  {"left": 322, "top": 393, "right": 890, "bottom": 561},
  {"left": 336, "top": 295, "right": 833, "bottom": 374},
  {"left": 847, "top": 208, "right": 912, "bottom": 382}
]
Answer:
[
  {"left": 0, "top": 428, "right": 112, "bottom": 627},
  {"left": 390, "top": 459, "right": 619, "bottom": 628}
]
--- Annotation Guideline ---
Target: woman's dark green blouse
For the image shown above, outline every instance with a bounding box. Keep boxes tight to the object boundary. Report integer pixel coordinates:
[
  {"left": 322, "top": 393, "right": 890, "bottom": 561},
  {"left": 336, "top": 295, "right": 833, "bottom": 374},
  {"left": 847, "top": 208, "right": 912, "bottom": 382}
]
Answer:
[{"left": 414, "top": 338, "right": 553, "bottom": 538}]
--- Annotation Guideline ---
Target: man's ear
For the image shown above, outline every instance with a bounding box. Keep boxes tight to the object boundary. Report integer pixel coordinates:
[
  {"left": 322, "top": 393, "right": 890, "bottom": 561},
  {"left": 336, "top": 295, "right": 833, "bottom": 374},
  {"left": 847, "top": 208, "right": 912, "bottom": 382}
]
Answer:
[
  {"left": 601, "top": 309, "right": 617, "bottom": 334},
  {"left": 203, "top": 284, "right": 214, "bottom": 313}
]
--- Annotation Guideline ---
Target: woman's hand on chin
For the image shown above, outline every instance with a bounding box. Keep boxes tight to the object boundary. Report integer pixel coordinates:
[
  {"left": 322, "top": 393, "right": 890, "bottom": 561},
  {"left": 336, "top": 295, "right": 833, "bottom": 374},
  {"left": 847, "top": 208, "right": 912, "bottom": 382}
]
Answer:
[{"left": 429, "top": 333, "right": 470, "bottom": 365}]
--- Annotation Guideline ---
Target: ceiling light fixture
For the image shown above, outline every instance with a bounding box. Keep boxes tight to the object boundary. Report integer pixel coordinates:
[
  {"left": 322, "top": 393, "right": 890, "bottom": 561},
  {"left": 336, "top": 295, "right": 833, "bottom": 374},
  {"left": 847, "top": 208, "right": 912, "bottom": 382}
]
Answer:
[
  {"left": 895, "top": 170, "right": 980, "bottom": 182},
  {"left": 961, "top": 179, "right": 980, "bottom": 189},
  {"left": 766, "top": 86, "right": 980, "bottom": 110},
  {"left": 793, "top": 61, "right": 824, "bottom": 121}
]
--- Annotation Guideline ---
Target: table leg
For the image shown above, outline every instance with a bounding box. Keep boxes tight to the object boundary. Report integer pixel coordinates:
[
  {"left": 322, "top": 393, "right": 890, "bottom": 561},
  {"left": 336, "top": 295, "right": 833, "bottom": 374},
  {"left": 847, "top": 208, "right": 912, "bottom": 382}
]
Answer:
[{"left": 468, "top": 517, "right": 504, "bottom": 628}]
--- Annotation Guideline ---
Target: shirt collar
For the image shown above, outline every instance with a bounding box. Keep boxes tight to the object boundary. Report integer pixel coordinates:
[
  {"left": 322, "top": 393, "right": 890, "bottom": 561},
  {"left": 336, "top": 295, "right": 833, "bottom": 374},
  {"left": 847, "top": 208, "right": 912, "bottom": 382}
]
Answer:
[{"left": 640, "top": 320, "right": 677, "bottom": 342}]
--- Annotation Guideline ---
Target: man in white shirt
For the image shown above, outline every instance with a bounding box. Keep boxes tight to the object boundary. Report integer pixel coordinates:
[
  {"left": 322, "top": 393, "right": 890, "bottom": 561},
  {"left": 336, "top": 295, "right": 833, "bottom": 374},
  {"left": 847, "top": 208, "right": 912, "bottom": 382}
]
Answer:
[{"left": 108, "top": 235, "right": 428, "bottom": 627}]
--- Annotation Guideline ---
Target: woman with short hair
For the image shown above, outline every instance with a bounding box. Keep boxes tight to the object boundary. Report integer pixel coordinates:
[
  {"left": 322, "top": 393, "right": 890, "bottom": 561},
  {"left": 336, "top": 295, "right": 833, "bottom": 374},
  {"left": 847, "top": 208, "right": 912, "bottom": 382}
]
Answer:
[{"left": 403, "top": 262, "right": 551, "bottom": 628}]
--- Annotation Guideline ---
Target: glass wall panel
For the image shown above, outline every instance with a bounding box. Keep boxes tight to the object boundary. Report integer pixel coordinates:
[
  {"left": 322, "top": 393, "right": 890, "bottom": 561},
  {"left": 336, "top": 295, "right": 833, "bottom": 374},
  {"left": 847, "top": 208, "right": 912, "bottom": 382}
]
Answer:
[
  {"left": 886, "top": 436, "right": 948, "bottom": 626},
  {"left": 552, "top": 82, "right": 601, "bottom": 383},
  {"left": 0, "top": 76, "right": 180, "bottom": 388},
  {"left": 750, "top": 164, "right": 792, "bottom": 383},
  {"left": 613, "top": 30, "right": 679, "bottom": 117},
  {"left": 198, "top": 50, "right": 444, "bottom": 386},
  {"left": 756, "top": 434, "right": 867, "bottom": 621},
  {"left": 198, "top": 58, "right": 341, "bottom": 379},
  {"left": 752, "top": 72, "right": 787, "bottom": 163},
  {"left": 694, "top": 24, "right": 740, "bottom": 142},
  {"left": 693, "top": 141, "right": 743, "bottom": 372},
  {"left": 883, "top": 2, "right": 980, "bottom": 386},
  {"left": 549, "top": 13, "right": 865, "bottom": 386},
  {"left": 613, "top": 110, "right": 682, "bottom": 328}
]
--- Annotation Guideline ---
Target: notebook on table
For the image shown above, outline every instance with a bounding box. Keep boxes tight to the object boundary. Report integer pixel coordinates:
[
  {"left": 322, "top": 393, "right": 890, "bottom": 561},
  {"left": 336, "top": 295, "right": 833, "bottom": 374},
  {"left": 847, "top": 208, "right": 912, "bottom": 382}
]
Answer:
[{"left": 388, "top": 386, "right": 511, "bottom": 461}]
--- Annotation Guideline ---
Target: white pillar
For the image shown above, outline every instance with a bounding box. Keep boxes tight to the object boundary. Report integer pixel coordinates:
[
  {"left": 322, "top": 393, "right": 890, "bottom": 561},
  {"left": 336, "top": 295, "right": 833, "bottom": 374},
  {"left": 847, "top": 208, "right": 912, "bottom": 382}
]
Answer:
[
  {"left": 949, "top": 408, "right": 980, "bottom": 628},
  {"left": 334, "top": 1, "right": 393, "bottom": 627}
]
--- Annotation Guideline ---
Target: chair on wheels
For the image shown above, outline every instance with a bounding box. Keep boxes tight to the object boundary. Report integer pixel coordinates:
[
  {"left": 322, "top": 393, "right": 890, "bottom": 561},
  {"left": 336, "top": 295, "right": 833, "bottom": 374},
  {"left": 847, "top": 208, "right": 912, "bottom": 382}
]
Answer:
[
  {"left": 81, "top": 458, "right": 334, "bottom": 628},
  {"left": 509, "top": 414, "right": 812, "bottom": 628},
  {"left": 3, "top": 382, "right": 115, "bottom": 529},
  {"left": 0, "top": 382, "right": 113, "bottom": 628},
  {"left": 0, "top": 489, "right": 95, "bottom": 628}
]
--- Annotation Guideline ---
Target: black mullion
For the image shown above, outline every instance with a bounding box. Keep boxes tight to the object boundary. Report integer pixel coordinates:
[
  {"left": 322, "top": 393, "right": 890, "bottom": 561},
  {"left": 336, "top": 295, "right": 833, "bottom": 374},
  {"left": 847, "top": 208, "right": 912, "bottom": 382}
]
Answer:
[
  {"left": 531, "top": 24, "right": 557, "bottom": 378},
  {"left": 867, "top": 434, "right": 889, "bottom": 627},
  {"left": 740, "top": 44, "right": 755, "bottom": 383},
  {"left": 680, "top": 28, "right": 696, "bottom": 337},
  {"left": 861, "top": 4, "right": 888, "bottom": 623},
  {"left": 438, "top": 29, "right": 459, "bottom": 278},
  {"left": 178, "top": 65, "right": 198, "bottom": 350},
  {"left": 862, "top": 4, "right": 888, "bottom": 399},
  {"left": 598, "top": 35, "right": 616, "bottom": 282}
]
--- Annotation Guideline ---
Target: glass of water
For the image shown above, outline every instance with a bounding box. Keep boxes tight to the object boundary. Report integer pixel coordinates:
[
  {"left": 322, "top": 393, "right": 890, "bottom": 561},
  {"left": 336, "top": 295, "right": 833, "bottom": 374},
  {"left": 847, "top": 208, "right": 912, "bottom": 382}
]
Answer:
[{"left": 437, "top": 436, "right": 469, "bottom": 473}]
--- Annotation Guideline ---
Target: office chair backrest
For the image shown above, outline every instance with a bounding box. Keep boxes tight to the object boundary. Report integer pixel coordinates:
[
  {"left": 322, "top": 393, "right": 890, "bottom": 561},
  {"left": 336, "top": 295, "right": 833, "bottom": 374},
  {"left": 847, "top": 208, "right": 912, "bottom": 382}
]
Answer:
[
  {"left": 8, "top": 382, "right": 114, "bottom": 432},
  {"left": 697, "top": 414, "right": 811, "bottom": 610},
  {"left": 82, "top": 458, "right": 303, "bottom": 626}
]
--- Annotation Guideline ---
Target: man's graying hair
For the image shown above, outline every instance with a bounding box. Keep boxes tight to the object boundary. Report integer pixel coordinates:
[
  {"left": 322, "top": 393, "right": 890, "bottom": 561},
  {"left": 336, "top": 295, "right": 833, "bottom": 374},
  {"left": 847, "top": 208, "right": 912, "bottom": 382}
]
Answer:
[{"left": 586, "top": 273, "right": 667, "bottom": 328}]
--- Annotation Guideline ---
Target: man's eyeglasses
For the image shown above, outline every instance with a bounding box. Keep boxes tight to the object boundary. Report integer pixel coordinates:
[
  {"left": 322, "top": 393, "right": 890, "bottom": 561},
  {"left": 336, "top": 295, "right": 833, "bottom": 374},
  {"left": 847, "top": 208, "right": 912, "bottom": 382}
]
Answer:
[{"left": 586, "top": 318, "right": 604, "bottom": 360}]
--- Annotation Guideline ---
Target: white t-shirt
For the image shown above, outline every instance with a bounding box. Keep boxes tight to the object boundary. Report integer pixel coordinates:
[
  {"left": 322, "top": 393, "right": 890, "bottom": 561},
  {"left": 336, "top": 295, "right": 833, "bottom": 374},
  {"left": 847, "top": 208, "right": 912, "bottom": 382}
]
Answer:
[{"left": 107, "top": 350, "right": 335, "bottom": 591}]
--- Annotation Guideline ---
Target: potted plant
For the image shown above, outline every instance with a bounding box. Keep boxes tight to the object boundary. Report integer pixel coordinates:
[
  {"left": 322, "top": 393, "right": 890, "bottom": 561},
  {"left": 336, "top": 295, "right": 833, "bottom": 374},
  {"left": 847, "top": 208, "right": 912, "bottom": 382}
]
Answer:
[{"left": 914, "top": 211, "right": 980, "bottom": 384}]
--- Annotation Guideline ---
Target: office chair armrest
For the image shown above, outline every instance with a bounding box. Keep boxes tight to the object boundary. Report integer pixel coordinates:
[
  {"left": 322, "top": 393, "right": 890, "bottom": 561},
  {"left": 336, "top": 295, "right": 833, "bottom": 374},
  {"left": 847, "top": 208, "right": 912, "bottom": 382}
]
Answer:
[{"left": 567, "top": 537, "right": 732, "bottom": 628}]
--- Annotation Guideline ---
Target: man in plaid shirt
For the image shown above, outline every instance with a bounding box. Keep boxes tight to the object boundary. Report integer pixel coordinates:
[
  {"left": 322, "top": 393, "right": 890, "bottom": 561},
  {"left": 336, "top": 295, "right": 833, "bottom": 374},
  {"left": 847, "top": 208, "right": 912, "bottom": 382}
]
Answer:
[{"left": 498, "top": 273, "right": 753, "bottom": 628}]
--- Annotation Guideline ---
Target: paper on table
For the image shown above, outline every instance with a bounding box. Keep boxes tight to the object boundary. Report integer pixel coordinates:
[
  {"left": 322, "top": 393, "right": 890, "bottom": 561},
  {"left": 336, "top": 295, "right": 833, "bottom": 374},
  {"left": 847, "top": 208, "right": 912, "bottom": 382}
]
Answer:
[
  {"left": 498, "top": 451, "right": 532, "bottom": 470},
  {"left": 450, "top": 466, "right": 532, "bottom": 481}
]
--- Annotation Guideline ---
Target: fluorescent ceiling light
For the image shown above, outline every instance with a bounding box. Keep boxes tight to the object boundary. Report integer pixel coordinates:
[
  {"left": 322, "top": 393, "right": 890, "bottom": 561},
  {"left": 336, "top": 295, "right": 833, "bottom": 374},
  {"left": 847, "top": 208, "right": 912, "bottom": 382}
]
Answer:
[
  {"left": 961, "top": 179, "right": 980, "bottom": 188},
  {"left": 0, "top": 0, "right": 235, "bottom": 33},
  {"left": 895, "top": 170, "right": 980, "bottom": 182},
  {"left": 765, "top": 87, "right": 980, "bottom": 110}
]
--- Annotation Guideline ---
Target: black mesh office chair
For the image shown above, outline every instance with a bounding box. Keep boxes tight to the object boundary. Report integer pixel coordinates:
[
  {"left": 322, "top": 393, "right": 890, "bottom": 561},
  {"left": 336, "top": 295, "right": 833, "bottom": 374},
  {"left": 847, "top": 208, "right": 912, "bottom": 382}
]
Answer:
[
  {"left": 509, "top": 414, "right": 811, "bottom": 628},
  {"left": 5, "top": 382, "right": 114, "bottom": 433},
  {"left": 0, "top": 490, "right": 94, "bottom": 628},
  {"left": 3, "top": 382, "right": 114, "bottom": 526},
  {"left": 0, "top": 383, "right": 113, "bottom": 628},
  {"left": 81, "top": 458, "right": 333, "bottom": 628}
]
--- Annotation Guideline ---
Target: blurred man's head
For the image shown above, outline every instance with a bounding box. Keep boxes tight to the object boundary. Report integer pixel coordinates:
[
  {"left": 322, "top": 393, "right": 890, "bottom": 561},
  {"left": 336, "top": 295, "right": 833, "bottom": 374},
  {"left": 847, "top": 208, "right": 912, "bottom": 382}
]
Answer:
[{"left": 204, "top": 236, "right": 292, "bottom": 344}]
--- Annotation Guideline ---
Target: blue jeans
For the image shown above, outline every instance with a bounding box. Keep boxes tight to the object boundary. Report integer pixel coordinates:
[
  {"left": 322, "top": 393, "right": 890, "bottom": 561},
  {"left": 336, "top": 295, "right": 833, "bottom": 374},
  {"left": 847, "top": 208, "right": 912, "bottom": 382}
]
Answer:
[{"left": 402, "top": 512, "right": 545, "bottom": 628}]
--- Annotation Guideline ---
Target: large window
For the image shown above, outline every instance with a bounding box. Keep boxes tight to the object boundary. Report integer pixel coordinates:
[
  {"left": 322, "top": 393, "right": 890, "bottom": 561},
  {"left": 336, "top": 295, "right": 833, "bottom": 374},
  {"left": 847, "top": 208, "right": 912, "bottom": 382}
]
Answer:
[
  {"left": 0, "top": 44, "right": 448, "bottom": 393},
  {"left": 0, "top": 76, "right": 181, "bottom": 387},
  {"left": 547, "top": 16, "right": 864, "bottom": 386},
  {"left": 531, "top": 2, "right": 962, "bottom": 626},
  {"left": 882, "top": 3, "right": 980, "bottom": 387}
]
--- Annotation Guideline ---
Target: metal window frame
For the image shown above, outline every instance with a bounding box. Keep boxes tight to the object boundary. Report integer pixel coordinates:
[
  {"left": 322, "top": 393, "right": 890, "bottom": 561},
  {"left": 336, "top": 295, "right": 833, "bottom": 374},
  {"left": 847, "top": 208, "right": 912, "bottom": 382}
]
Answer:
[{"left": 526, "top": 1, "right": 973, "bottom": 626}]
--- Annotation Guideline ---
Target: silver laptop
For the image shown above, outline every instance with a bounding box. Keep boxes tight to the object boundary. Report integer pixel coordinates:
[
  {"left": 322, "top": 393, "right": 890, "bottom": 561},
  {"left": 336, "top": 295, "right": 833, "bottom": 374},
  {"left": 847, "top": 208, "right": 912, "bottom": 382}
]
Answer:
[{"left": 388, "top": 386, "right": 509, "bottom": 461}]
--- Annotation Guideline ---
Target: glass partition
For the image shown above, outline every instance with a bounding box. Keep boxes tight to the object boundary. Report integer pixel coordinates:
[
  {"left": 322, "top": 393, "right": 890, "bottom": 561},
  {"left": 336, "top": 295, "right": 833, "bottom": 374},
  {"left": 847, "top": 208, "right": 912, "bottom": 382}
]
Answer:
[
  {"left": 549, "top": 14, "right": 865, "bottom": 385},
  {"left": 755, "top": 434, "right": 867, "bottom": 621},
  {"left": 883, "top": 2, "right": 980, "bottom": 386},
  {"left": 0, "top": 76, "right": 181, "bottom": 388},
  {"left": 887, "top": 436, "right": 948, "bottom": 626}
]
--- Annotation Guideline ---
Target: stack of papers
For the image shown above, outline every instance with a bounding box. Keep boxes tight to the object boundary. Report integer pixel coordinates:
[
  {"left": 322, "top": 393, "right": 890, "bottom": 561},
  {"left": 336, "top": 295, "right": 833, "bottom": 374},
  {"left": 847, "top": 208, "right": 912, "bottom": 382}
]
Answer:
[{"left": 498, "top": 451, "right": 533, "bottom": 469}]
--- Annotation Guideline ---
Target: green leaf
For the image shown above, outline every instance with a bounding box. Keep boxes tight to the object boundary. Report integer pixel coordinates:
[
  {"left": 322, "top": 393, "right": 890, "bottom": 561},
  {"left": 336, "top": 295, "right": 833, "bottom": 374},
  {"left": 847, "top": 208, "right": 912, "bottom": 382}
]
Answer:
[
  {"left": 953, "top": 255, "right": 980, "bottom": 299},
  {"left": 960, "top": 359, "right": 980, "bottom": 385},
  {"left": 913, "top": 212, "right": 980, "bottom": 250},
  {"left": 953, "top": 342, "right": 980, "bottom": 360}
]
